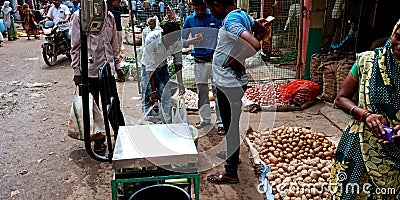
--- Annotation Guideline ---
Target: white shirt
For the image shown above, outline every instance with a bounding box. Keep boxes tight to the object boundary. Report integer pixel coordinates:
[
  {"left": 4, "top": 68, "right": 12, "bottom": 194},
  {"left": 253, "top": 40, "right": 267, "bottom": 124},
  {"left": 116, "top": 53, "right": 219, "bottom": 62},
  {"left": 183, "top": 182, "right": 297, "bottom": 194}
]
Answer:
[
  {"left": 141, "top": 30, "right": 182, "bottom": 72},
  {"left": 332, "top": 0, "right": 345, "bottom": 19},
  {"left": 47, "top": 4, "right": 70, "bottom": 31},
  {"left": 141, "top": 25, "right": 162, "bottom": 46}
]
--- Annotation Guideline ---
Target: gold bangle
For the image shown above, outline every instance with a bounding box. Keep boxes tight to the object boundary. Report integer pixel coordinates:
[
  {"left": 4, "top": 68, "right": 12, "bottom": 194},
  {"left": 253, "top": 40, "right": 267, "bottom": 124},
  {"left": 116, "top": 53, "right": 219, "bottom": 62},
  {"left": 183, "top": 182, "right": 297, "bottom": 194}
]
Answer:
[{"left": 349, "top": 105, "right": 357, "bottom": 115}]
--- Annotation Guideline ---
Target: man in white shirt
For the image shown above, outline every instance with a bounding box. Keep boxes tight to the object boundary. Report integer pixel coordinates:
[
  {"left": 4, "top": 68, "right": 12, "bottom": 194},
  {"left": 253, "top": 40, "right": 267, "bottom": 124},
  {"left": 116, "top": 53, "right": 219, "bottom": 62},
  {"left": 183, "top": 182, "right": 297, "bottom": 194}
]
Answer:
[
  {"left": 141, "top": 22, "right": 185, "bottom": 123},
  {"left": 141, "top": 17, "right": 162, "bottom": 46},
  {"left": 45, "top": 0, "right": 71, "bottom": 43}
]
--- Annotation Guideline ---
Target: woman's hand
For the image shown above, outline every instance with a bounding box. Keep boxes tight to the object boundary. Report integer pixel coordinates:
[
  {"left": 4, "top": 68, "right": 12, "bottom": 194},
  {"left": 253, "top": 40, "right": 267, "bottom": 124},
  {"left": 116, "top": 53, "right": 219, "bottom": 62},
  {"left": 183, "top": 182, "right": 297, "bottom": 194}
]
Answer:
[
  {"left": 392, "top": 125, "right": 400, "bottom": 144},
  {"left": 365, "top": 113, "right": 388, "bottom": 143}
]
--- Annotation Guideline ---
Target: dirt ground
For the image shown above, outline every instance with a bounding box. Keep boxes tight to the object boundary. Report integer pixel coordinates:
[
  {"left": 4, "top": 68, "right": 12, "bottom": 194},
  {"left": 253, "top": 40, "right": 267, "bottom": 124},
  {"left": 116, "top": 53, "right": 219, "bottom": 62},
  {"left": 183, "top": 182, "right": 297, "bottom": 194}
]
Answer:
[{"left": 0, "top": 24, "right": 343, "bottom": 199}]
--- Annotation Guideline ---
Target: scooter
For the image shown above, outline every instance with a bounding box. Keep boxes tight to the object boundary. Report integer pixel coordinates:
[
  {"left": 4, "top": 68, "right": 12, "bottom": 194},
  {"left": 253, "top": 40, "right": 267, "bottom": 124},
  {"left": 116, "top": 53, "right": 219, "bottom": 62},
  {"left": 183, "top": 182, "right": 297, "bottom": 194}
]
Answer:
[{"left": 41, "top": 21, "right": 71, "bottom": 66}]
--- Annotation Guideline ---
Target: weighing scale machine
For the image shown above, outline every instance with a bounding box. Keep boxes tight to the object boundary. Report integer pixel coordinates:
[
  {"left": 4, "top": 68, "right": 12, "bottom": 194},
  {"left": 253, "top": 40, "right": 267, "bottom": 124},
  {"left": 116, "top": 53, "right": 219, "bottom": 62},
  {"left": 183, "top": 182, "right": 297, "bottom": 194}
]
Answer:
[{"left": 78, "top": 1, "right": 200, "bottom": 199}]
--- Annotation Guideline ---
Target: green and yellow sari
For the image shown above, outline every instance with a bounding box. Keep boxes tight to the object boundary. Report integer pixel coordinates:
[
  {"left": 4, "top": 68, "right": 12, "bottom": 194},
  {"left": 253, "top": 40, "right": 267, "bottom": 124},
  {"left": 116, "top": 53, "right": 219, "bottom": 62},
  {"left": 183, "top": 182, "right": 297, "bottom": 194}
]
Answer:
[{"left": 328, "top": 21, "right": 400, "bottom": 199}]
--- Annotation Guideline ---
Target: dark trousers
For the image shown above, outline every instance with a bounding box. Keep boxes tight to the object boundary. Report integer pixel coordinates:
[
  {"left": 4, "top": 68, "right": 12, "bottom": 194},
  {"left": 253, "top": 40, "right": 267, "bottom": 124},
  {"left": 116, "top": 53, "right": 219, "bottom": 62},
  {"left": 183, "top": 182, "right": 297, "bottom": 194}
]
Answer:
[
  {"left": 89, "top": 77, "right": 125, "bottom": 130},
  {"left": 216, "top": 85, "right": 246, "bottom": 177}
]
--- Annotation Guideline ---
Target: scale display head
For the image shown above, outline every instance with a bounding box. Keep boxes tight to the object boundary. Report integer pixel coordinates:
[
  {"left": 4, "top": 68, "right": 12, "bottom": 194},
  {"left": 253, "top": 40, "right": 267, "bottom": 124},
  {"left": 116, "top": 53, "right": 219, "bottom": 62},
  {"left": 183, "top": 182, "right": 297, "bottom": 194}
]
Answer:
[{"left": 80, "top": 0, "right": 107, "bottom": 35}]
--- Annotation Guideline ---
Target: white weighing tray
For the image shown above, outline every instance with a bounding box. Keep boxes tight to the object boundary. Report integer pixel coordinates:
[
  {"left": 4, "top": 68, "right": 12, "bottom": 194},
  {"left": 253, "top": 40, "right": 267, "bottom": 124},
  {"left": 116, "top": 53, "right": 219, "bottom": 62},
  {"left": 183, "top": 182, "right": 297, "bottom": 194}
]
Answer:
[{"left": 112, "top": 123, "right": 198, "bottom": 169}]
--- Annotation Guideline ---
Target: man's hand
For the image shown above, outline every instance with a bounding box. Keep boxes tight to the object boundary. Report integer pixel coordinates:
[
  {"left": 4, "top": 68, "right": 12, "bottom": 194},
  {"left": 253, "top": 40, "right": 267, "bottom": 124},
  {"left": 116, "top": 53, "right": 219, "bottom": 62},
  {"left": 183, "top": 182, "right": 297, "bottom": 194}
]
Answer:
[
  {"left": 150, "top": 91, "right": 161, "bottom": 105},
  {"left": 186, "top": 35, "right": 203, "bottom": 45},
  {"left": 224, "top": 57, "right": 245, "bottom": 78},
  {"left": 116, "top": 69, "right": 125, "bottom": 82},
  {"left": 73, "top": 75, "right": 81, "bottom": 85},
  {"left": 178, "top": 82, "right": 185, "bottom": 95}
]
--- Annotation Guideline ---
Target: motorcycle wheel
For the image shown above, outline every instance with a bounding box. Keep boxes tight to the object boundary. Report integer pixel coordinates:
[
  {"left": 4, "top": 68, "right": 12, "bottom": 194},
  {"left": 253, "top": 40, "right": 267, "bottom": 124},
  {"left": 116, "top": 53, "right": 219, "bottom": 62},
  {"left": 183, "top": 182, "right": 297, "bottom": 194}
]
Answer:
[{"left": 43, "top": 43, "right": 58, "bottom": 66}]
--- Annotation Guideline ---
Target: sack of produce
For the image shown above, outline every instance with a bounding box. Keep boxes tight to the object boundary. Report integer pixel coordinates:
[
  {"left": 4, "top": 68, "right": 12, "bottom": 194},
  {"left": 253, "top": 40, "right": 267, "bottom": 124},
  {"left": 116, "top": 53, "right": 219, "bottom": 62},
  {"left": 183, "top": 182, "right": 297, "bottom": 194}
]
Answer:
[
  {"left": 320, "top": 61, "right": 340, "bottom": 102},
  {"left": 310, "top": 53, "right": 323, "bottom": 94},
  {"left": 279, "top": 80, "right": 320, "bottom": 105},
  {"left": 336, "top": 58, "right": 358, "bottom": 103}
]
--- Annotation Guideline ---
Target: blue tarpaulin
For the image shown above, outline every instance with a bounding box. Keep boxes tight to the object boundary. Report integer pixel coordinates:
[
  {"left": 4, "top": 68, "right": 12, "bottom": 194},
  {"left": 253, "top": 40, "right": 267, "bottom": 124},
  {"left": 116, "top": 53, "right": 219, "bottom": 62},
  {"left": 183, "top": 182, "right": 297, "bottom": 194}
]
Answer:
[{"left": 259, "top": 161, "right": 275, "bottom": 200}]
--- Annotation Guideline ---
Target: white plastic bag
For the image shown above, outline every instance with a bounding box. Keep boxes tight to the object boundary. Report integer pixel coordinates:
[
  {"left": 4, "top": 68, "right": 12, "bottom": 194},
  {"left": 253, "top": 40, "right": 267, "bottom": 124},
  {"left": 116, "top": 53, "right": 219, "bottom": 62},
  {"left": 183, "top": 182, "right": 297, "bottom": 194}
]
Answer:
[
  {"left": 67, "top": 93, "right": 106, "bottom": 141},
  {"left": 171, "top": 96, "right": 188, "bottom": 124}
]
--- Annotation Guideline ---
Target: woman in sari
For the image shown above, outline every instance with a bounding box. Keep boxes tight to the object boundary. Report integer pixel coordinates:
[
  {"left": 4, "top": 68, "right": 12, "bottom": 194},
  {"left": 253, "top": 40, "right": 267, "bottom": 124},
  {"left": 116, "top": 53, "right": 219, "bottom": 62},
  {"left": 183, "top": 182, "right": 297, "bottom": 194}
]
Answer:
[
  {"left": 22, "top": 3, "right": 39, "bottom": 40},
  {"left": 330, "top": 20, "right": 400, "bottom": 199},
  {"left": 0, "top": 1, "right": 18, "bottom": 41}
]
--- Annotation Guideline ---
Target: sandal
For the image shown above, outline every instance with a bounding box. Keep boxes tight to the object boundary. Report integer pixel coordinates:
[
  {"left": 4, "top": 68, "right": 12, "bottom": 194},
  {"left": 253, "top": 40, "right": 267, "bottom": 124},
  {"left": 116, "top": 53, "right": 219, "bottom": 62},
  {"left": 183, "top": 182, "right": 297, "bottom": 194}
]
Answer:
[
  {"left": 195, "top": 121, "right": 210, "bottom": 129},
  {"left": 207, "top": 172, "right": 239, "bottom": 184},
  {"left": 217, "top": 127, "right": 226, "bottom": 135}
]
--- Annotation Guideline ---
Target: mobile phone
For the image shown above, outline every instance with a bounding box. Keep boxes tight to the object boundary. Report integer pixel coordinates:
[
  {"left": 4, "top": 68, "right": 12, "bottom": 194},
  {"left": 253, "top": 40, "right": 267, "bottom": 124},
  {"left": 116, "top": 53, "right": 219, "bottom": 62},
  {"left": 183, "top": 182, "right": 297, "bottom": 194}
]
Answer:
[{"left": 382, "top": 125, "right": 396, "bottom": 143}]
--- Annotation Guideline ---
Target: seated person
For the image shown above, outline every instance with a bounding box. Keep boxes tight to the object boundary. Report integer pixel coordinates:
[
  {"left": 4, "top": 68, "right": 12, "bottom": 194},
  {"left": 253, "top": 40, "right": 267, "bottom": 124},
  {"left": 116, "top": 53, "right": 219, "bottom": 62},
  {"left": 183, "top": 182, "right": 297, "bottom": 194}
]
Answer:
[{"left": 330, "top": 20, "right": 358, "bottom": 52}]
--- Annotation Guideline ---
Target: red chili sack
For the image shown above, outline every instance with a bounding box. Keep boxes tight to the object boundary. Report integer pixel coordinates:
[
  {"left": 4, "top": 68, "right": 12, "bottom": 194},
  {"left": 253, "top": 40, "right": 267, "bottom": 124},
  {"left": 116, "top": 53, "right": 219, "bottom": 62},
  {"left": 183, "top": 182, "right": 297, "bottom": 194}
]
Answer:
[{"left": 279, "top": 80, "right": 320, "bottom": 105}]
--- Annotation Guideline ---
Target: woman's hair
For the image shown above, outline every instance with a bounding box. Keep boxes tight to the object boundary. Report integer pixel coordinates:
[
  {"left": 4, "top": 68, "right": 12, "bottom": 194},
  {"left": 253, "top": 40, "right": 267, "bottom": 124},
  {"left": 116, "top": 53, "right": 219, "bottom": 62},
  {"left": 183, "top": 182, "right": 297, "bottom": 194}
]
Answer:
[{"left": 204, "top": 0, "right": 234, "bottom": 6}]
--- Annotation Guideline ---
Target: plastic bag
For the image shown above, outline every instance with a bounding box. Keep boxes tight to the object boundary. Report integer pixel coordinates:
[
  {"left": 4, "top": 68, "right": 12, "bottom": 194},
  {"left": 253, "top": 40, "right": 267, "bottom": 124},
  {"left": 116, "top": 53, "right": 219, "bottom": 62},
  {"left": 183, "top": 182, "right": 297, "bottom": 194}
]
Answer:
[
  {"left": 171, "top": 96, "right": 188, "bottom": 124},
  {"left": 0, "top": 19, "right": 6, "bottom": 33},
  {"left": 279, "top": 80, "right": 320, "bottom": 105},
  {"left": 67, "top": 93, "right": 106, "bottom": 141}
]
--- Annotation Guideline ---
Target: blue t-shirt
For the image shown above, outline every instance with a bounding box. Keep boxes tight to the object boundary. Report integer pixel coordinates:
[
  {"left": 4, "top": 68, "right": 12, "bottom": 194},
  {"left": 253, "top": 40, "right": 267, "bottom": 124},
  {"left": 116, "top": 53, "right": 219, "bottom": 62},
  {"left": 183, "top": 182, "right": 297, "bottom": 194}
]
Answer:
[
  {"left": 109, "top": 6, "right": 123, "bottom": 31},
  {"left": 71, "top": 5, "right": 80, "bottom": 14},
  {"left": 182, "top": 8, "right": 222, "bottom": 60},
  {"left": 212, "top": 9, "right": 254, "bottom": 87}
]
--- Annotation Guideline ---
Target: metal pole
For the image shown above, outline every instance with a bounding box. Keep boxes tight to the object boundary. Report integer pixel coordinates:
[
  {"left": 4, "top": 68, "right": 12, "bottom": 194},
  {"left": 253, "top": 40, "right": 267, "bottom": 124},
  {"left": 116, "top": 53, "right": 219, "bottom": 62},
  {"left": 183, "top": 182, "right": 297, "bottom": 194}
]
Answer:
[
  {"left": 128, "top": 0, "right": 142, "bottom": 94},
  {"left": 79, "top": 5, "right": 109, "bottom": 162},
  {"left": 296, "top": 0, "right": 304, "bottom": 79}
]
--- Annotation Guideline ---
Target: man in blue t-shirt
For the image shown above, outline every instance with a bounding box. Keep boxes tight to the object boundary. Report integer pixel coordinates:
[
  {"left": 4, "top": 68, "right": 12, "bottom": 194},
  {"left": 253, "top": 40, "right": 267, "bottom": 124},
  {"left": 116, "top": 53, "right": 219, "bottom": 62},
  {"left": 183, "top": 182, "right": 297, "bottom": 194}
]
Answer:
[
  {"left": 182, "top": 0, "right": 224, "bottom": 135},
  {"left": 204, "top": 0, "right": 269, "bottom": 184},
  {"left": 108, "top": 0, "right": 123, "bottom": 52}
]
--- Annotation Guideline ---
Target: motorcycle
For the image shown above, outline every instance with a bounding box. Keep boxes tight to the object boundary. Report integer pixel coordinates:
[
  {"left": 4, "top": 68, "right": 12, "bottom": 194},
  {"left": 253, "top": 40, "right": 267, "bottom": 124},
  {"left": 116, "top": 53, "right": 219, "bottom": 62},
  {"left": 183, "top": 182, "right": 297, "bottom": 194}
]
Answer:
[{"left": 41, "top": 21, "right": 71, "bottom": 66}]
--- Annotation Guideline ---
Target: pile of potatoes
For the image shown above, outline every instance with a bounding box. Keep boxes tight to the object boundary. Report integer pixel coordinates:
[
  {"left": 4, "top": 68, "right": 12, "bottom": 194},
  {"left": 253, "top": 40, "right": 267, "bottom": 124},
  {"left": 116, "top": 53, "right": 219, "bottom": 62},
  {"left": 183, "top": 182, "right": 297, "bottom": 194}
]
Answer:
[{"left": 247, "top": 126, "right": 336, "bottom": 199}]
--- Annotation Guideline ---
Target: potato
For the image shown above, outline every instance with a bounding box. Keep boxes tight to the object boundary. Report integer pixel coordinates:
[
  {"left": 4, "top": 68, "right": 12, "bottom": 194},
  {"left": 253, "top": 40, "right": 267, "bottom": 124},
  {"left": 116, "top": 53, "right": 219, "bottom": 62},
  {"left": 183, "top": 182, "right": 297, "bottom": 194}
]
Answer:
[
  {"left": 269, "top": 155, "right": 279, "bottom": 164},
  {"left": 324, "top": 151, "right": 333, "bottom": 157},
  {"left": 321, "top": 173, "right": 330, "bottom": 179},
  {"left": 321, "top": 167, "right": 330, "bottom": 173}
]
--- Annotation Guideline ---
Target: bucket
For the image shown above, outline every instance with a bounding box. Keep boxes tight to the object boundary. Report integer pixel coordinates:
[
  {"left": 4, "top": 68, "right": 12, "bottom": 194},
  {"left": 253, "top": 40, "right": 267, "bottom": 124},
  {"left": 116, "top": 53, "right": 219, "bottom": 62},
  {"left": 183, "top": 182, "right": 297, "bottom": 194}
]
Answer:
[{"left": 128, "top": 184, "right": 190, "bottom": 200}]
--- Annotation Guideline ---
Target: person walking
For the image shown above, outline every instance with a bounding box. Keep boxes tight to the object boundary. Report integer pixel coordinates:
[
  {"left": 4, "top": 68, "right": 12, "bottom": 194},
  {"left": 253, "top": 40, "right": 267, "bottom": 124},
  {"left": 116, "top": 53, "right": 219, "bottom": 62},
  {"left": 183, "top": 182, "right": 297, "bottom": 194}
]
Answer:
[
  {"left": 70, "top": 9, "right": 125, "bottom": 154},
  {"left": 140, "top": 21, "right": 185, "bottom": 123},
  {"left": 158, "top": 0, "right": 164, "bottom": 20},
  {"left": 71, "top": 0, "right": 80, "bottom": 14},
  {"left": 22, "top": 3, "right": 39, "bottom": 40},
  {"left": 1, "top": 1, "right": 18, "bottom": 41},
  {"left": 181, "top": 0, "right": 224, "bottom": 135},
  {"left": 203, "top": 0, "right": 269, "bottom": 184},
  {"left": 329, "top": 19, "right": 400, "bottom": 199},
  {"left": 108, "top": 0, "right": 123, "bottom": 52}
]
